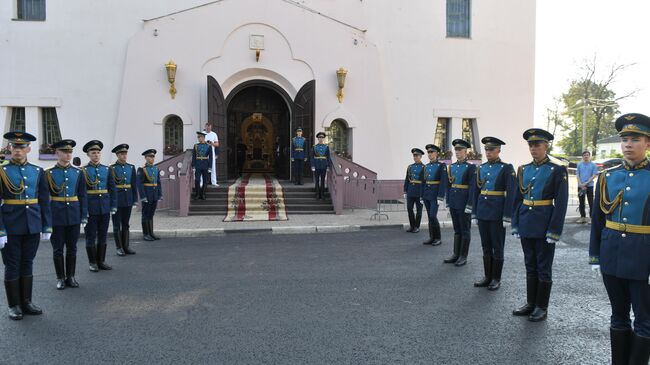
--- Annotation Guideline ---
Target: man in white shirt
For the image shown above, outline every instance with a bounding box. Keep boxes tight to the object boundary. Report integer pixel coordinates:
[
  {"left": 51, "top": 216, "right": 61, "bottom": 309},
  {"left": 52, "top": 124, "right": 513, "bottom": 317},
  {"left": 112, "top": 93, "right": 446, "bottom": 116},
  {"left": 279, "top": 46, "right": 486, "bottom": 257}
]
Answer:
[{"left": 203, "top": 123, "right": 219, "bottom": 186}]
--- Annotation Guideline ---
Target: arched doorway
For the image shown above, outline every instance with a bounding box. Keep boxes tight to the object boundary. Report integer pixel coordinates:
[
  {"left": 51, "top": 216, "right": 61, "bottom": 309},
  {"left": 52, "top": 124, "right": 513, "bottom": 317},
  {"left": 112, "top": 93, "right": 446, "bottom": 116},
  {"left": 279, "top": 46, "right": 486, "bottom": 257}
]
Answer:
[{"left": 225, "top": 83, "right": 292, "bottom": 179}]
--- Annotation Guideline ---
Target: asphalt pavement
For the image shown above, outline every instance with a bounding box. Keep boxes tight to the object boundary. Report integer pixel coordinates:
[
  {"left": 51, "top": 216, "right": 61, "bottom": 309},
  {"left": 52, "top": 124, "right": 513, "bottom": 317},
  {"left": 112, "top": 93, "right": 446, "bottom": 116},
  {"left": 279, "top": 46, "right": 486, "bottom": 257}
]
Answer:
[{"left": 0, "top": 224, "right": 611, "bottom": 364}]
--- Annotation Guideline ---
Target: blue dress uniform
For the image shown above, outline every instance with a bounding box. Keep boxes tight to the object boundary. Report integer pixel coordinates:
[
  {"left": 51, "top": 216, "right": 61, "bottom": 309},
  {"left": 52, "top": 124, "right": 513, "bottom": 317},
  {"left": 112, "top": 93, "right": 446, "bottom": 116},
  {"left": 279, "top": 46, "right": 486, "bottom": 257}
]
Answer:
[
  {"left": 589, "top": 113, "right": 650, "bottom": 364},
  {"left": 192, "top": 132, "right": 213, "bottom": 200},
  {"left": 470, "top": 137, "right": 516, "bottom": 291},
  {"left": 403, "top": 148, "right": 426, "bottom": 233},
  {"left": 512, "top": 128, "right": 568, "bottom": 322},
  {"left": 82, "top": 140, "right": 116, "bottom": 272},
  {"left": 137, "top": 149, "right": 162, "bottom": 241},
  {"left": 421, "top": 144, "right": 448, "bottom": 245},
  {"left": 110, "top": 144, "right": 138, "bottom": 256},
  {"left": 46, "top": 139, "right": 88, "bottom": 290},
  {"left": 444, "top": 139, "right": 477, "bottom": 266},
  {"left": 291, "top": 128, "right": 308, "bottom": 185},
  {"left": 0, "top": 132, "right": 51, "bottom": 320},
  {"left": 310, "top": 132, "right": 330, "bottom": 200}
]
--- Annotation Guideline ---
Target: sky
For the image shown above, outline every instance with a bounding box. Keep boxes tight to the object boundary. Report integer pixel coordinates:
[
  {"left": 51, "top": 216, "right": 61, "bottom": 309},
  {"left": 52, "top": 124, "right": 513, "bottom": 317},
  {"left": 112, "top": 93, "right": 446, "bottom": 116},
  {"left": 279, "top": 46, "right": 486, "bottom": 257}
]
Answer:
[{"left": 534, "top": 0, "right": 650, "bottom": 130}]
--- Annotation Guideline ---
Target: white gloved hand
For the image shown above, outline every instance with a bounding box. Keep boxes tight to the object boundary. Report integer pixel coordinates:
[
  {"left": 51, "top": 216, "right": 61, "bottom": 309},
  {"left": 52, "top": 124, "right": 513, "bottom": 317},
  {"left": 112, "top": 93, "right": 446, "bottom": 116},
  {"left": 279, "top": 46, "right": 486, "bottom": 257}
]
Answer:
[
  {"left": 437, "top": 197, "right": 444, "bottom": 203},
  {"left": 591, "top": 265, "right": 601, "bottom": 275},
  {"left": 304, "top": 158, "right": 308, "bottom": 162},
  {"left": 513, "top": 233, "right": 521, "bottom": 239},
  {"left": 503, "top": 221, "right": 511, "bottom": 229},
  {"left": 41, "top": 232, "right": 51, "bottom": 241},
  {"left": 546, "top": 238, "right": 558, "bottom": 244},
  {"left": 403, "top": 193, "right": 407, "bottom": 200},
  {"left": 0, "top": 236, "right": 6, "bottom": 249},
  {"left": 311, "top": 167, "right": 316, "bottom": 172},
  {"left": 472, "top": 218, "right": 478, "bottom": 225},
  {"left": 141, "top": 198, "right": 148, "bottom": 203},
  {"left": 464, "top": 207, "right": 472, "bottom": 214},
  {"left": 291, "top": 158, "right": 295, "bottom": 162}
]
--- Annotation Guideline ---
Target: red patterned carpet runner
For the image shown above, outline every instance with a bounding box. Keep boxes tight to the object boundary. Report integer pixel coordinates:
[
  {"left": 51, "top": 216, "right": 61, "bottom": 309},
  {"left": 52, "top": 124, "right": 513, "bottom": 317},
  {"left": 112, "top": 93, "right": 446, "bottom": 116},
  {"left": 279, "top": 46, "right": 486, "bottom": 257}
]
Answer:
[{"left": 223, "top": 174, "right": 288, "bottom": 222}]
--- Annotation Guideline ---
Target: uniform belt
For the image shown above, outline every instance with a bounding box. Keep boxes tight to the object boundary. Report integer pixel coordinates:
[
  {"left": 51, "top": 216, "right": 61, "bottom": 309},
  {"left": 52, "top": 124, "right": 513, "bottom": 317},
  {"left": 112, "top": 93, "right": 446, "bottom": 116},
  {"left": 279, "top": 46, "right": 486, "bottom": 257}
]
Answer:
[
  {"left": 426, "top": 181, "right": 440, "bottom": 185},
  {"left": 87, "top": 189, "right": 108, "bottom": 195},
  {"left": 606, "top": 220, "right": 650, "bottom": 234},
  {"left": 295, "top": 148, "right": 304, "bottom": 151},
  {"left": 143, "top": 183, "right": 158, "bottom": 187},
  {"left": 196, "top": 157, "right": 209, "bottom": 160},
  {"left": 116, "top": 184, "right": 132, "bottom": 189},
  {"left": 315, "top": 157, "right": 327, "bottom": 159},
  {"left": 3, "top": 199, "right": 38, "bottom": 205},
  {"left": 51, "top": 196, "right": 79, "bottom": 202},
  {"left": 523, "top": 199, "right": 552, "bottom": 206},
  {"left": 409, "top": 180, "right": 422, "bottom": 184},
  {"left": 481, "top": 190, "right": 505, "bottom": 196},
  {"left": 451, "top": 184, "right": 469, "bottom": 189}
]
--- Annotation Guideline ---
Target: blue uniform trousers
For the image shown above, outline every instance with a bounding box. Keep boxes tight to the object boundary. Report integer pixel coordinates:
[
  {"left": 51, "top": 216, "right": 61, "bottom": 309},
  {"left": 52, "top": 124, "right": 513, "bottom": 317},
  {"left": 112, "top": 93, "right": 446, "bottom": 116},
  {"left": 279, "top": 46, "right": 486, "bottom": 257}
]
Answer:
[
  {"left": 293, "top": 160, "right": 304, "bottom": 181},
  {"left": 1, "top": 234, "right": 40, "bottom": 280},
  {"left": 478, "top": 220, "right": 505, "bottom": 259},
  {"left": 406, "top": 197, "right": 423, "bottom": 223},
  {"left": 194, "top": 168, "right": 210, "bottom": 190},
  {"left": 521, "top": 237, "right": 555, "bottom": 282},
  {"left": 141, "top": 200, "right": 158, "bottom": 221},
  {"left": 85, "top": 214, "right": 110, "bottom": 247},
  {"left": 450, "top": 208, "right": 471, "bottom": 239},
  {"left": 112, "top": 206, "right": 132, "bottom": 233},
  {"left": 602, "top": 273, "right": 650, "bottom": 337},
  {"left": 423, "top": 199, "right": 439, "bottom": 221},
  {"left": 51, "top": 225, "right": 80, "bottom": 257},
  {"left": 314, "top": 169, "right": 326, "bottom": 195}
]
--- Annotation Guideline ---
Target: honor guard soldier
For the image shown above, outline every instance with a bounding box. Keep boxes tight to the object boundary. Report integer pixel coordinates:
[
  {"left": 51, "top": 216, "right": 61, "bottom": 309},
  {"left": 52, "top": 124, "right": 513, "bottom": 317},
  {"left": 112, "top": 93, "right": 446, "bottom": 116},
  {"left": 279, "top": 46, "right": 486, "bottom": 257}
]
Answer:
[
  {"left": 403, "top": 148, "right": 425, "bottom": 233},
  {"left": 137, "top": 149, "right": 162, "bottom": 241},
  {"left": 192, "top": 131, "right": 213, "bottom": 200},
  {"left": 421, "top": 144, "right": 448, "bottom": 245},
  {"left": 310, "top": 132, "right": 330, "bottom": 200},
  {"left": 589, "top": 113, "right": 650, "bottom": 364},
  {"left": 82, "top": 140, "right": 116, "bottom": 272},
  {"left": 470, "top": 137, "right": 516, "bottom": 290},
  {"left": 511, "top": 128, "right": 568, "bottom": 322},
  {"left": 291, "top": 127, "right": 308, "bottom": 185},
  {"left": 444, "top": 139, "right": 476, "bottom": 266},
  {"left": 110, "top": 144, "right": 137, "bottom": 256},
  {"left": 46, "top": 140, "right": 88, "bottom": 290},
  {"left": 0, "top": 132, "right": 51, "bottom": 320}
]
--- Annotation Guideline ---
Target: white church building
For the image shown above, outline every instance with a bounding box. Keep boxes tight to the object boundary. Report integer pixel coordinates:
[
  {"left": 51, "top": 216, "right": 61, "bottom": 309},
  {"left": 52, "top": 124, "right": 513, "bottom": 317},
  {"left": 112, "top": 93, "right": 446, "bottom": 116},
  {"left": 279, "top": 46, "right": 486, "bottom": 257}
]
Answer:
[{"left": 0, "top": 0, "right": 535, "bottom": 179}]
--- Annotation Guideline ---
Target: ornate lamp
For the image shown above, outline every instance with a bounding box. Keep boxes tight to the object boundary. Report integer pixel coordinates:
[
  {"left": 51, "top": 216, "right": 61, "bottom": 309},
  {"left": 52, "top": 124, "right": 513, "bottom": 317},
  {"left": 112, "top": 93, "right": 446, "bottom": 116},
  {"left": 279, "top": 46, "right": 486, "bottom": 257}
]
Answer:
[
  {"left": 336, "top": 67, "right": 347, "bottom": 103},
  {"left": 165, "top": 60, "right": 177, "bottom": 99}
]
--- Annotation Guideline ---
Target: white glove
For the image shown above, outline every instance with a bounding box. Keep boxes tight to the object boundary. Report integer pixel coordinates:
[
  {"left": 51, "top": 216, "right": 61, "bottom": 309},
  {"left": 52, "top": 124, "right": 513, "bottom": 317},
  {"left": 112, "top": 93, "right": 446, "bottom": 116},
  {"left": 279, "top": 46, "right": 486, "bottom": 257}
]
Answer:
[
  {"left": 472, "top": 218, "right": 478, "bottom": 225},
  {"left": 208, "top": 169, "right": 212, "bottom": 173},
  {"left": 303, "top": 158, "right": 308, "bottom": 162},
  {"left": 291, "top": 158, "right": 295, "bottom": 162},
  {"left": 437, "top": 197, "right": 444, "bottom": 203},
  {"left": 41, "top": 232, "right": 51, "bottom": 240},
  {"left": 591, "top": 265, "right": 601, "bottom": 275},
  {"left": 502, "top": 221, "right": 511, "bottom": 229},
  {"left": 403, "top": 193, "right": 407, "bottom": 200},
  {"left": 311, "top": 167, "right": 316, "bottom": 172},
  {"left": 419, "top": 198, "right": 424, "bottom": 204},
  {"left": 513, "top": 233, "right": 520, "bottom": 239},
  {"left": 464, "top": 207, "right": 472, "bottom": 214},
  {"left": 0, "top": 236, "right": 6, "bottom": 249},
  {"left": 141, "top": 198, "right": 148, "bottom": 203},
  {"left": 546, "top": 238, "right": 557, "bottom": 244}
]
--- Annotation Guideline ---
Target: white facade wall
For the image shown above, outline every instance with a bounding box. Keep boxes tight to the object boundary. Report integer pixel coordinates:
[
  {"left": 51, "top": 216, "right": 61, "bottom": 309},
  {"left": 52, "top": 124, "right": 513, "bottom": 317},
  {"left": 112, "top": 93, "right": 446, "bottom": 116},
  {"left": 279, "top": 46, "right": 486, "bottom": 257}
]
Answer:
[{"left": 0, "top": 0, "right": 536, "bottom": 177}]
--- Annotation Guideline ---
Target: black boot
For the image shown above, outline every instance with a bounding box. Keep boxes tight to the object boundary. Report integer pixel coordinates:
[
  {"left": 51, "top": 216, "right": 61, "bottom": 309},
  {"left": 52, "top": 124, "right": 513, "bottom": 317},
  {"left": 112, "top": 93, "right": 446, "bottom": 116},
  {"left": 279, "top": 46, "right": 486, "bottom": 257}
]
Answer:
[
  {"left": 628, "top": 333, "right": 650, "bottom": 365},
  {"left": 97, "top": 244, "right": 112, "bottom": 270},
  {"left": 4, "top": 280, "right": 23, "bottom": 320},
  {"left": 444, "top": 235, "right": 461, "bottom": 263},
  {"left": 53, "top": 256, "right": 66, "bottom": 290},
  {"left": 431, "top": 220, "right": 442, "bottom": 246},
  {"left": 422, "top": 222, "right": 435, "bottom": 245},
  {"left": 142, "top": 221, "right": 155, "bottom": 241},
  {"left": 609, "top": 328, "right": 632, "bottom": 365},
  {"left": 19, "top": 276, "right": 42, "bottom": 315},
  {"left": 406, "top": 210, "right": 415, "bottom": 233},
  {"left": 412, "top": 211, "right": 422, "bottom": 233},
  {"left": 454, "top": 237, "right": 471, "bottom": 266},
  {"left": 65, "top": 255, "right": 79, "bottom": 288},
  {"left": 149, "top": 220, "right": 160, "bottom": 240},
  {"left": 528, "top": 280, "right": 552, "bottom": 322},
  {"left": 86, "top": 245, "right": 99, "bottom": 272},
  {"left": 473, "top": 256, "right": 492, "bottom": 287},
  {"left": 115, "top": 230, "right": 125, "bottom": 256},
  {"left": 513, "top": 276, "right": 538, "bottom": 316},
  {"left": 123, "top": 229, "right": 136, "bottom": 255},
  {"left": 201, "top": 184, "right": 208, "bottom": 200},
  {"left": 487, "top": 258, "right": 504, "bottom": 291}
]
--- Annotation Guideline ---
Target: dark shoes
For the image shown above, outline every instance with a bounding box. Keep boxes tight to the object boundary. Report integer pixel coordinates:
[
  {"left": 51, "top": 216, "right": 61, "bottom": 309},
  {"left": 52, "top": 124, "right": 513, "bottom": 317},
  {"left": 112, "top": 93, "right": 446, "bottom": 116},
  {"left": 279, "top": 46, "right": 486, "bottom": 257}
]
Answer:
[
  {"left": 54, "top": 256, "right": 66, "bottom": 290},
  {"left": 454, "top": 237, "right": 471, "bottom": 266},
  {"left": 86, "top": 245, "right": 99, "bottom": 272},
  {"left": 4, "top": 277, "right": 43, "bottom": 320},
  {"left": 488, "top": 258, "right": 504, "bottom": 291},
  {"left": 444, "top": 235, "right": 461, "bottom": 263},
  {"left": 513, "top": 276, "right": 538, "bottom": 316},
  {"left": 474, "top": 256, "right": 492, "bottom": 287},
  {"left": 65, "top": 255, "right": 79, "bottom": 288},
  {"left": 97, "top": 244, "right": 112, "bottom": 270}
]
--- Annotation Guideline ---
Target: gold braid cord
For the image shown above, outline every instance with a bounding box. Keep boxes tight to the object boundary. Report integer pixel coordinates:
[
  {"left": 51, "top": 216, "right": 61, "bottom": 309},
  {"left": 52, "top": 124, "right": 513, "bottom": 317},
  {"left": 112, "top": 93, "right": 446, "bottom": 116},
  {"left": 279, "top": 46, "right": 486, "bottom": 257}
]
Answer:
[
  {"left": 476, "top": 166, "right": 486, "bottom": 189},
  {"left": 81, "top": 166, "right": 100, "bottom": 187},
  {"left": 111, "top": 165, "right": 125, "bottom": 184},
  {"left": 0, "top": 167, "right": 25, "bottom": 195},
  {"left": 517, "top": 165, "right": 531, "bottom": 196},
  {"left": 142, "top": 165, "right": 155, "bottom": 183},
  {"left": 447, "top": 164, "right": 455, "bottom": 184},
  {"left": 46, "top": 168, "right": 66, "bottom": 195},
  {"left": 598, "top": 173, "right": 623, "bottom": 215}
]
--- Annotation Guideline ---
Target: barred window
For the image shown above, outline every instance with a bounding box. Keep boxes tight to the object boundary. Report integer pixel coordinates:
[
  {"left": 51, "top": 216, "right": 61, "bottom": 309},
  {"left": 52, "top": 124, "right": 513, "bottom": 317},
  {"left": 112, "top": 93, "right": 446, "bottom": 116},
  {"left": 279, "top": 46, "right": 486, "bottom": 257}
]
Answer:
[
  {"left": 41, "top": 107, "right": 61, "bottom": 154},
  {"left": 327, "top": 119, "right": 351, "bottom": 159},
  {"left": 10, "top": 107, "right": 26, "bottom": 132},
  {"left": 433, "top": 118, "right": 451, "bottom": 154},
  {"left": 16, "top": 0, "right": 46, "bottom": 21},
  {"left": 164, "top": 115, "right": 184, "bottom": 155},
  {"left": 447, "top": 0, "right": 470, "bottom": 38}
]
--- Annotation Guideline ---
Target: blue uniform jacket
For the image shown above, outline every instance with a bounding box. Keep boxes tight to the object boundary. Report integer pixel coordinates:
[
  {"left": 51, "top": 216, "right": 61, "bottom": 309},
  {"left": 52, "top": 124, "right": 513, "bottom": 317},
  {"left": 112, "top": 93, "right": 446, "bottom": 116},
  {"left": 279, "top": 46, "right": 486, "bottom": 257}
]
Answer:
[
  {"left": 403, "top": 163, "right": 425, "bottom": 198},
  {"left": 291, "top": 137, "right": 308, "bottom": 160},
  {"left": 137, "top": 164, "right": 163, "bottom": 202},
  {"left": 446, "top": 160, "right": 477, "bottom": 210},
  {"left": 46, "top": 164, "right": 88, "bottom": 226},
  {"left": 422, "top": 161, "right": 448, "bottom": 202},
  {"left": 589, "top": 159, "right": 650, "bottom": 281},
  {"left": 310, "top": 144, "right": 330, "bottom": 170},
  {"left": 512, "top": 156, "right": 568, "bottom": 240},
  {"left": 82, "top": 163, "right": 117, "bottom": 216},
  {"left": 471, "top": 159, "right": 517, "bottom": 222},
  {"left": 0, "top": 161, "right": 52, "bottom": 236},
  {"left": 110, "top": 162, "right": 138, "bottom": 208},
  {"left": 192, "top": 143, "right": 213, "bottom": 170}
]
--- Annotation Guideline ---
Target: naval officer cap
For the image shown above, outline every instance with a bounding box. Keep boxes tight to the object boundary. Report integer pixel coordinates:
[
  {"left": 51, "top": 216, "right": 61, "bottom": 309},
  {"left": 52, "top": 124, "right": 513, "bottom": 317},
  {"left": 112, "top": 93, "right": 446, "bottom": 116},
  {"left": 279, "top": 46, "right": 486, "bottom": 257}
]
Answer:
[
  {"left": 295, "top": 127, "right": 303, "bottom": 132},
  {"left": 142, "top": 149, "right": 157, "bottom": 157},
  {"left": 615, "top": 113, "right": 650, "bottom": 137},
  {"left": 111, "top": 144, "right": 129, "bottom": 154},
  {"left": 425, "top": 144, "right": 441, "bottom": 153},
  {"left": 522, "top": 128, "right": 554, "bottom": 143},
  {"left": 411, "top": 148, "right": 425, "bottom": 156},
  {"left": 481, "top": 136, "right": 506, "bottom": 148},
  {"left": 452, "top": 139, "right": 471, "bottom": 149},
  {"left": 4, "top": 131, "right": 36, "bottom": 146},
  {"left": 316, "top": 132, "right": 326, "bottom": 138},
  {"left": 196, "top": 131, "right": 207, "bottom": 137},
  {"left": 51, "top": 139, "right": 76, "bottom": 152},
  {"left": 83, "top": 140, "right": 103, "bottom": 153}
]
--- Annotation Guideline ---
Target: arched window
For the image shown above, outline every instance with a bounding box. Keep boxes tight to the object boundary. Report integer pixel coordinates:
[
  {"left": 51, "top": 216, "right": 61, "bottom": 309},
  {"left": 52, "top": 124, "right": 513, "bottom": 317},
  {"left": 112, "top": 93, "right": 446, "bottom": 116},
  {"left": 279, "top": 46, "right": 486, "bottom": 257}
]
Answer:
[
  {"left": 327, "top": 119, "right": 351, "bottom": 159},
  {"left": 164, "top": 115, "right": 183, "bottom": 156}
]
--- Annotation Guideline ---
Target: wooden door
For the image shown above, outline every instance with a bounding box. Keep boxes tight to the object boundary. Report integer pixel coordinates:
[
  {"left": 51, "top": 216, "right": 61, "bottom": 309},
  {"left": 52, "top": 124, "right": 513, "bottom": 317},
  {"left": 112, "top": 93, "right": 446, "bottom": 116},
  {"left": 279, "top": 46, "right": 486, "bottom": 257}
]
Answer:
[
  {"left": 292, "top": 80, "right": 315, "bottom": 178},
  {"left": 207, "top": 76, "right": 227, "bottom": 181}
]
